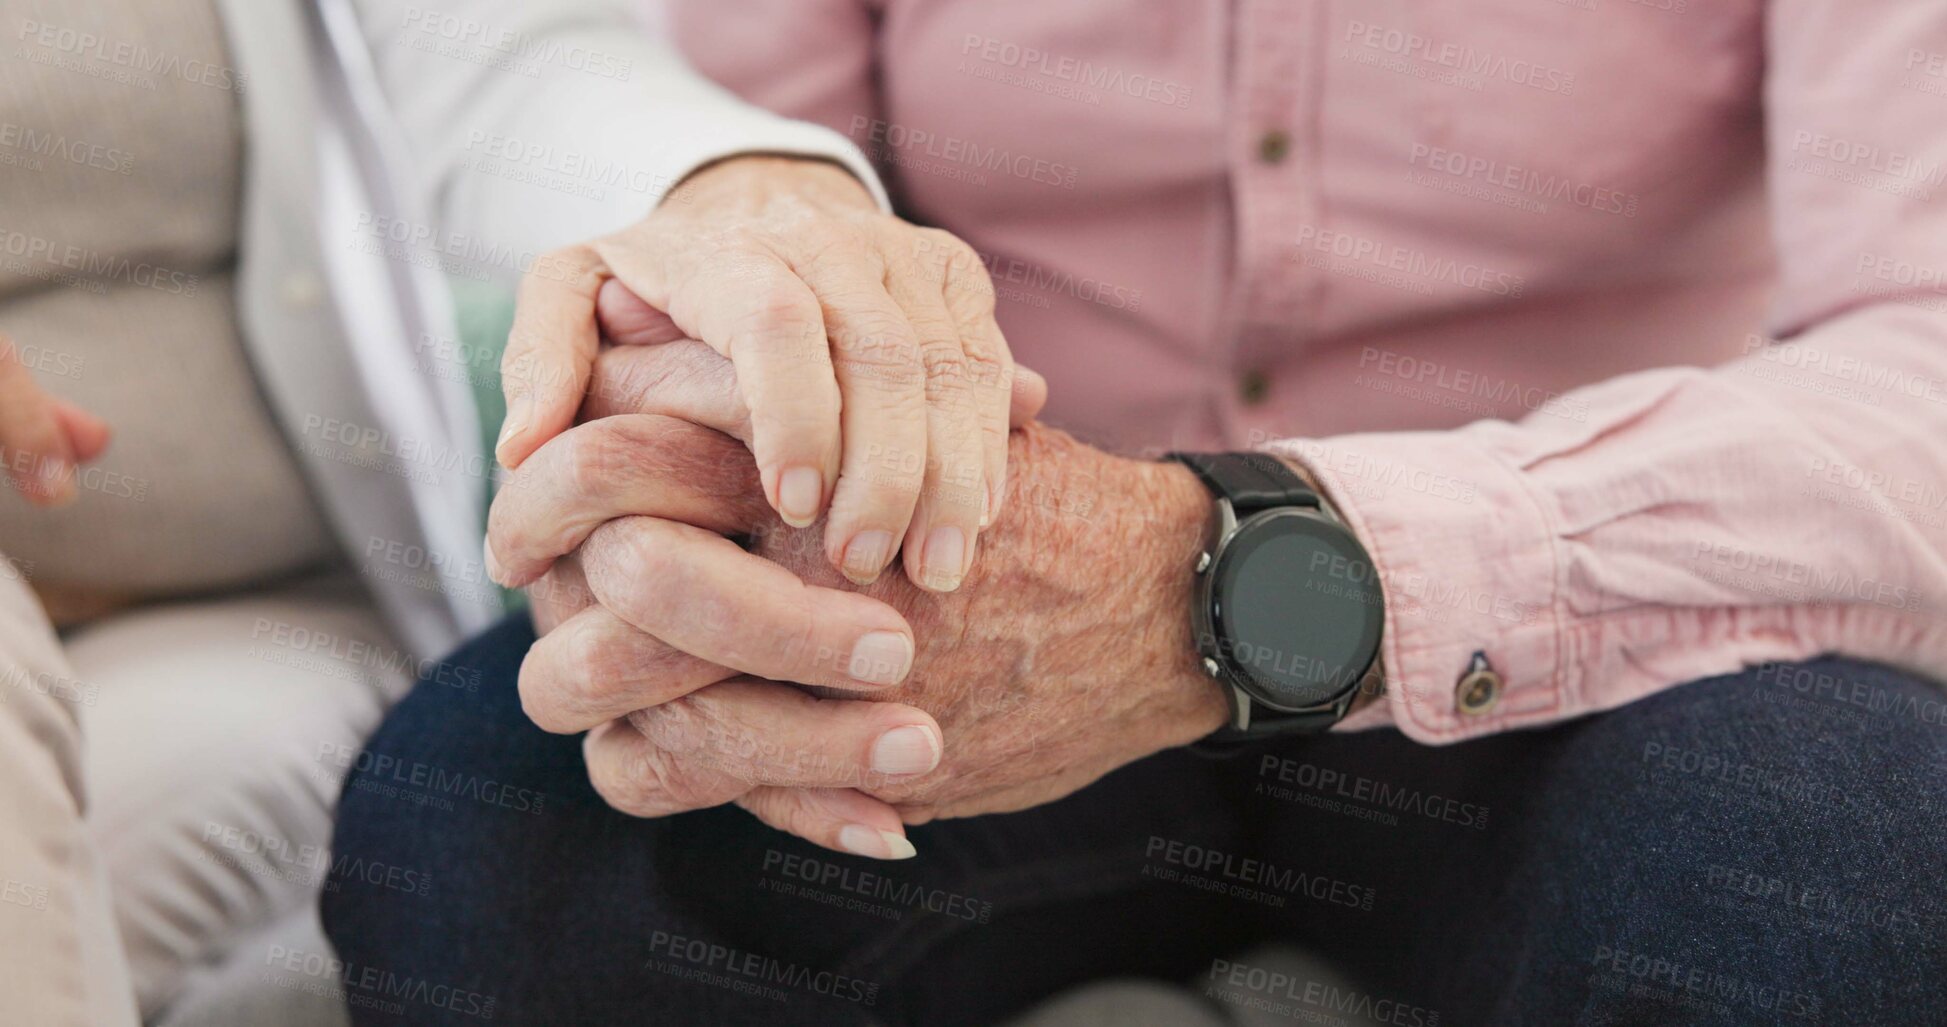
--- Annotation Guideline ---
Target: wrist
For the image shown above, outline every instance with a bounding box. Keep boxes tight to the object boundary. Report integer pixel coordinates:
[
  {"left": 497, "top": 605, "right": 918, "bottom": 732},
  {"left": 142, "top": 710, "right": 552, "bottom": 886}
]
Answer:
[
  {"left": 1163, "top": 449, "right": 1389, "bottom": 739},
  {"left": 1139, "top": 459, "right": 1232, "bottom": 744},
  {"left": 667, "top": 154, "right": 876, "bottom": 211}
]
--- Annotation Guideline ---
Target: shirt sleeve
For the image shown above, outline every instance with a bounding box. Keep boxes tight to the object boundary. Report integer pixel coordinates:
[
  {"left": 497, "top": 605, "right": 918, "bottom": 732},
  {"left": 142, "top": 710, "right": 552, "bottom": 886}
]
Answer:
[
  {"left": 346, "top": 0, "right": 889, "bottom": 272},
  {"left": 1269, "top": 0, "right": 1947, "bottom": 744}
]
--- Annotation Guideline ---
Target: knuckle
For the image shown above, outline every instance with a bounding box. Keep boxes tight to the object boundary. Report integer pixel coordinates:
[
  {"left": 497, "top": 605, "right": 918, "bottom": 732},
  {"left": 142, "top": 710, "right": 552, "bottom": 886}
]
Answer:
[
  {"left": 575, "top": 523, "right": 633, "bottom": 598},
  {"left": 840, "top": 310, "right": 916, "bottom": 354},
  {"left": 865, "top": 763, "right": 923, "bottom": 804},
  {"left": 613, "top": 717, "right": 725, "bottom": 812},
  {"left": 527, "top": 562, "right": 594, "bottom": 614},
  {"left": 559, "top": 423, "right": 623, "bottom": 501},
  {"left": 910, "top": 228, "right": 977, "bottom": 279},
  {"left": 516, "top": 650, "right": 570, "bottom": 733},
  {"left": 933, "top": 246, "right": 997, "bottom": 309},
  {"left": 883, "top": 766, "right": 949, "bottom": 808},
  {"left": 585, "top": 347, "right": 658, "bottom": 412},
  {"left": 604, "top": 528, "right": 683, "bottom": 623},
  {"left": 483, "top": 504, "right": 525, "bottom": 567},
  {"left": 687, "top": 226, "right": 779, "bottom": 274},
  {"left": 926, "top": 228, "right": 980, "bottom": 266},
  {"left": 631, "top": 699, "right": 749, "bottom": 796},
  {"left": 895, "top": 802, "right": 939, "bottom": 827},
  {"left": 561, "top": 623, "right": 623, "bottom": 712},
  {"left": 948, "top": 272, "right": 1000, "bottom": 321},
  {"left": 716, "top": 222, "right": 790, "bottom": 255},
  {"left": 605, "top": 753, "right": 682, "bottom": 815},
  {"left": 741, "top": 275, "right": 820, "bottom": 339},
  {"left": 621, "top": 525, "right": 678, "bottom": 586},
  {"left": 959, "top": 338, "right": 1010, "bottom": 394},
  {"left": 651, "top": 762, "right": 719, "bottom": 811},
  {"left": 800, "top": 224, "right": 877, "bottom": 267},
  {"left": 587, "top": 740, "right": 658, "bottom": 815},
  {"left": 713, "top": 223, "right": 770, "bottom": 251},
  {"left": 835, "top": 333, "right": 925, "bottom": 392},
  {"left": 773, "top": 597, "right": 823, "bottom": 678},
  {"left": 921, "top": 345, "right": 975, "bottom": 401},
  {"left": 631, "top": 696, "right": 711, "bottom": 756}
]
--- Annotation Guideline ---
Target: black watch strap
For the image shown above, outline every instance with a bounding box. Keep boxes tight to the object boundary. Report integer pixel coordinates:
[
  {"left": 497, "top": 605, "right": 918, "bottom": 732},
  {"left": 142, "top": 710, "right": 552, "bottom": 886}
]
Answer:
[
  {"left": 1167, "top": 451, "right": 1361, "bottom": 751},
  {"left": 1190, "top": 704, "right": 1345, "bottom": 756},
  {"left": 1165, "top": 452, "right": 1319, "bottom": 513}
]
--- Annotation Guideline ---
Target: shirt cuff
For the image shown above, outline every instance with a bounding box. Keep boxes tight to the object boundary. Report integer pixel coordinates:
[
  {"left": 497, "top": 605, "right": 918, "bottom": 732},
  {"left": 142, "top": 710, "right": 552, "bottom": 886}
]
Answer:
[
  {"left": 466, "top": 104, "right": 893, "bottom": 264},
  {"left": 646, "top": 114, "right": 892, "bottom": 214},
  {"left": 1265, "top": 428, "right": 1567, "bottom": 745}
]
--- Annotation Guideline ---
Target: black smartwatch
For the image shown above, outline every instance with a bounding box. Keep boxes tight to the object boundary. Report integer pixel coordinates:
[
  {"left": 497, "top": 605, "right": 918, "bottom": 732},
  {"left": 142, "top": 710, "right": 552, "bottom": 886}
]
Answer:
[{"left": 1166, "top": 452, "right": 1386, "bottom": 741}]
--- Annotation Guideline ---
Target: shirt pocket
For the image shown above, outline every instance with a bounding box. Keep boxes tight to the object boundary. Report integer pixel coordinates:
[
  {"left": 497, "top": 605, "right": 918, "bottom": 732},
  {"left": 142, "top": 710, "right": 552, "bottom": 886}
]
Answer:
[{"left": 1409, "top": 0, "right": 1763, "bottom": 201}]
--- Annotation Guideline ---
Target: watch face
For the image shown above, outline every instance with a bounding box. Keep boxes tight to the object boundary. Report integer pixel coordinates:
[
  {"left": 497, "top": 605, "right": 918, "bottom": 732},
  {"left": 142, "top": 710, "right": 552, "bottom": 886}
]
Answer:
[{"left": 1211, "top": 510, "right": 1385, "bottom": 710}]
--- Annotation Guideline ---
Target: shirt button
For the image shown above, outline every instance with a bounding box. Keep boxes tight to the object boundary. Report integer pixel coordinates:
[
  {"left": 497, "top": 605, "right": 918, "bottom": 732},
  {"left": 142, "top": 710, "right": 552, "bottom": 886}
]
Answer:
[
  {"left": 1239, "top": 368, "right": 1272, "bottom": 405},
  {"left": 1256, "top": 130, "right": 1291, "bottom": 165},
  {"left": 1455, "top": 651, "right": 1501, "bottom": 716}
]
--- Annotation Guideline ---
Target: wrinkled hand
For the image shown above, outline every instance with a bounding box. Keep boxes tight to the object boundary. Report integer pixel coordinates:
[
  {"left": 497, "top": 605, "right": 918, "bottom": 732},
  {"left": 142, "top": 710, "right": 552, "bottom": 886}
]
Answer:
[
  {"left": 495, "top": 154, "right": 1039, "bottom": 593},
  {"left": 490, "top": 338, "right": 1048, "bottom": 859},
  {"left": 748, "top": 423, "right": 1231, "bottom": 824},
  {"left": 490, "top": 340, "right": 1226, "bottom": 857},
  {"left": 505, "top": 415, "right": 949, "bottom": 860}
]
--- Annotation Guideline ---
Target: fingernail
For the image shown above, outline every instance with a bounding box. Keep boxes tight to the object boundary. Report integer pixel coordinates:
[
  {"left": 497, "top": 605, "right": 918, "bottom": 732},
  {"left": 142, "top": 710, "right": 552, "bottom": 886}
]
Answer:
[
  {"left": 482, "top": 537, "right": 507, "bottom": 586},
  {"left": 838, "top": 824, "right": 918, "bottom": 860},
  {"left": 870, "top": 724, "right": 941, "bottom": 776},
  {"left": 496, "top": 395, "right": 531, "bottom": 454},
  {"left": 842, "top": 530, "right": 892, "bottom": 584},
  {"left": 848, "top": 630, "right": 913, "bottom": 686},
  {"left": 921, "top": 526, "right": 965, "bottom": 591},
  {"left": 778, "top": 466, "right": 823, "bottom": 527}
]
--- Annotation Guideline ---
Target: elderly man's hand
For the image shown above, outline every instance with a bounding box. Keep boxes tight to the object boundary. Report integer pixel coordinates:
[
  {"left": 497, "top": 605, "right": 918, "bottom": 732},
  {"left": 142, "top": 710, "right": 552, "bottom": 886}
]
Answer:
[{"left": 742, "top": 423, "right": 1231, "bottom": 824}]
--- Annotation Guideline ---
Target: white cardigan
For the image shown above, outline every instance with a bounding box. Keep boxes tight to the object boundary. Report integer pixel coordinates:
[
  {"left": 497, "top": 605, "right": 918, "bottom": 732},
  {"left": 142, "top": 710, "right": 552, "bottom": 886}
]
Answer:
[{"left": 213, "top": 0, "right": 885, "bottom": 658}]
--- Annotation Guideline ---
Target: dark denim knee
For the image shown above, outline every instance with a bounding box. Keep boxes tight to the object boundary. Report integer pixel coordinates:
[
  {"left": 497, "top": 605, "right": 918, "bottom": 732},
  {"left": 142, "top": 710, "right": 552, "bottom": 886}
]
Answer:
[
  {"left": 1585, "top": 657, "right": 1943, "bottom": 837},
  {"left": 1474, "top": 658, "right": 1944, "bottom": 1026},
  {"left": 321, "top": 613, "right": 581, "bottom": 1024}
]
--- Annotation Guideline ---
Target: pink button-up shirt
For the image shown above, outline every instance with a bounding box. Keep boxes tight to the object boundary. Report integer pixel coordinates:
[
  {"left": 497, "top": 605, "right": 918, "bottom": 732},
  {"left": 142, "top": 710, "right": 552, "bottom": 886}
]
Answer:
[{"left": 669, "top": 0, "right": 1947, "bottom": 743}]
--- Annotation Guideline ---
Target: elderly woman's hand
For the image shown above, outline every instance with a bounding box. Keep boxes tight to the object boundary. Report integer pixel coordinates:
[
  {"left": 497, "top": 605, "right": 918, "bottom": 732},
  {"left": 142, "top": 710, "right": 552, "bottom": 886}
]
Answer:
[{"left": 492, "top": 154, "right": 1040, "bottom": 593}]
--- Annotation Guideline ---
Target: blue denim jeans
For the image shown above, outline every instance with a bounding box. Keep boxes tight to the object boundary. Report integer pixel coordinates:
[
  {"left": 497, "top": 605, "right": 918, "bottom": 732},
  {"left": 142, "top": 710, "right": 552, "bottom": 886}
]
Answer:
[{"left": 321, "top": 614, "right": 1945, "bottom": 1026}]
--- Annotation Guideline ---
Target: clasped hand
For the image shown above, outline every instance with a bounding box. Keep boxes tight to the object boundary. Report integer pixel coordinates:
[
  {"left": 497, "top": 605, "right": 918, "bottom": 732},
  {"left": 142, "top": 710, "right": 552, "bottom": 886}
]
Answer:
[
  {"left": 487, "top": 158, "right": 1224, "bottom": 859},
  {"left": 488, "top": 336, "right": 1225, "bottom": 859}
]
